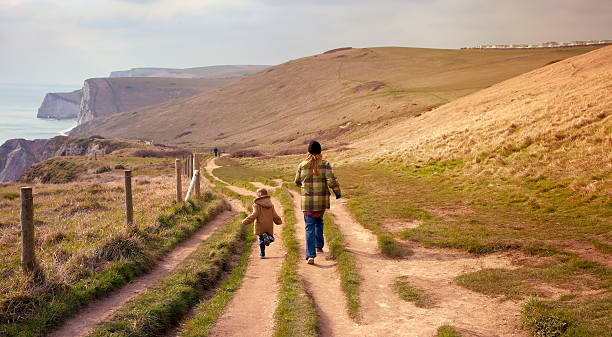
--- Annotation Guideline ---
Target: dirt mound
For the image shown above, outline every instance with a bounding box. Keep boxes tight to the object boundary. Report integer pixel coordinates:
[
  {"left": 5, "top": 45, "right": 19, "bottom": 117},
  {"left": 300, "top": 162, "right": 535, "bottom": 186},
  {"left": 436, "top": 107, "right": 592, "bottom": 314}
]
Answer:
[{"left": 323, "top": 47, "right": 353, "bottom": 54}]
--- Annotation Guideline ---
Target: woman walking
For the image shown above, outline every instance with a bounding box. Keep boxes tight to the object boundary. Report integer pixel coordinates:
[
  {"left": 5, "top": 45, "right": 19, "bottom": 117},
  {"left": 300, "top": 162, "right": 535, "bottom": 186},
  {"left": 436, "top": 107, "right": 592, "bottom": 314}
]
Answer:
[{"left": 294, "top": 140, "right": 341, "bottom": 264}]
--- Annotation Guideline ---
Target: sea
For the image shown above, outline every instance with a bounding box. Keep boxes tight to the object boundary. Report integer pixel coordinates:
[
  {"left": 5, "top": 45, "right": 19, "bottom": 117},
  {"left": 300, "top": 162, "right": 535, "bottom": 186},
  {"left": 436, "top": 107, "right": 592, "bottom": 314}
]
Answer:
[{"left": 0, "top": 83, "right": 80, "bottom": 145}]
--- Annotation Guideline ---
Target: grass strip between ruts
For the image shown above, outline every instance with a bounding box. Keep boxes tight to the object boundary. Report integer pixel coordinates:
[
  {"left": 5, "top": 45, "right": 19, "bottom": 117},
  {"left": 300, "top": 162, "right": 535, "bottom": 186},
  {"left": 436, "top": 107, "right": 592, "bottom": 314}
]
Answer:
[
  {"left": 323, "top": 213, "right": 361, "bottom": 320},
  {"left": 201, "top": 166, "right": 255, "bottom": 211},
  {"left": 273, "top": 188, "right": 318, "bottom": 337},
  {"left": 392, "top": 276, "right": 432, "bottom": 308},
  {"left": 177, "top": 219, "right": 256, "bottom": 336},
  {"left": 288, "top": 181, "right": 361, "bottom": 319},
  {"left": 87, "top": 213, "right": 248, "bottom": 337},
  {"left": 212, "top": 157, "right": 283, "bottom": 190},
  {"left": 2, "top": 195, "right": 228, "bottom": 337}
]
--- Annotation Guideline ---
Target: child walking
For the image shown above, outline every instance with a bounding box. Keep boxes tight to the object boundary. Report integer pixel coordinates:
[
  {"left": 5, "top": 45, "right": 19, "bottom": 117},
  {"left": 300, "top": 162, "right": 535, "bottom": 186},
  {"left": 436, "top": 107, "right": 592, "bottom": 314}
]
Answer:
[{"left": 242, "top": 188, "right": 283, "bottom": 258}]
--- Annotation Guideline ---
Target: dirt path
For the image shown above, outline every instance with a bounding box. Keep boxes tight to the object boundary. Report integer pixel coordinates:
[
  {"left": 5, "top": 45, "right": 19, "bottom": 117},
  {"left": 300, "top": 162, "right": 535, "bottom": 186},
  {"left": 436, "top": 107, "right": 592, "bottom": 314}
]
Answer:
[
  {"left": 284, "top": 188, "right": 525, "bottom": 336},
  {"left": 48, "top": 211, "right": 235, "bottom": 337},
  {"left": 326, "top": 197, "right": 527, "bottom": 336},
  {"left": 287, "top": 190, "right": 364, "bottom": 336},
  {"left": 205, "top": 157, "right": 258, "bottom": 200},
  {"left": 206, "top": 160, "right": 525, "bottom": 336},
  {"left": 204, "top": 166, "right": 286, "bottom": 337},
  {"left": 205, "top": 157, "right": 226, "bottom": 186}
]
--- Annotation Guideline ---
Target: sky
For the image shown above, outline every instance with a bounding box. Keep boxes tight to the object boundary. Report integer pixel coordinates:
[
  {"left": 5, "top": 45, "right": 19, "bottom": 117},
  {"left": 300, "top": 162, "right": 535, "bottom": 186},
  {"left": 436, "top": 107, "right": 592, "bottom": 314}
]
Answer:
[{"left": 1, "top": 0, "right": 611, "bottom": 86}]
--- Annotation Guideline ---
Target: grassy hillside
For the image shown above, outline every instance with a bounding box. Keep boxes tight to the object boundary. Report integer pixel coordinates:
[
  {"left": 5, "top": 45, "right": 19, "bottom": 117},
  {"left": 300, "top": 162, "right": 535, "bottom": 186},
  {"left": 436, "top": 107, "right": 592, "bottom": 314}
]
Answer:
[
  {"left": 209, "top": 47, "right": 612, "bottom": 336},
  {"left": 350, "top": 45, "right": 612, "bottom": 196},
  {"left": 70, "top": 46, "right": 602, "bottom": 150}
]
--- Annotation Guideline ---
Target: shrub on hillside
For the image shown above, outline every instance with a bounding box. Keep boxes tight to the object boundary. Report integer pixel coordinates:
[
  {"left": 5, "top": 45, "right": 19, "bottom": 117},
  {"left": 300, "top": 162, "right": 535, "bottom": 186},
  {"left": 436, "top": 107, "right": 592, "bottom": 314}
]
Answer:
[
  {"left": 19, "top": 158, "right": 86, "bottom": 184},
  {"left": 231, "top": 149, "right": 263, "bottom": 158},
  {"left": 94, "top": 166, "right": 112, "bottom": 174},
  {"left": 275, "top": 148, "right": 304, "bottom": 156}
]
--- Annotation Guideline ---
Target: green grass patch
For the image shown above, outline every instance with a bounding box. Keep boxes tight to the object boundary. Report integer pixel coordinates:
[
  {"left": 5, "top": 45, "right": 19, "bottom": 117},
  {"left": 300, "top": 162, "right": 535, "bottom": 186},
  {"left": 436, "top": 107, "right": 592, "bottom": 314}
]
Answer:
[
  {"left": 455, "top": 254, "right": 611, "bottom": 300},
  {"left": 457, "top": 254, "right": 612, "bottom": 335},
  {"left": 94, "top": 166, "right": 112, "bottom": 174},
  {"left": 521, "top": 294, "right": 612, "bottom": 337},
  {"left": 178, "top": 224, "right": 256, "bottom": 337},
  {"left": 213, "top": 157, "right": 284, "bottom": 188},
  {"left": 392, "top": 276, "right": 432, "bottom": 308},
  {"left": 217, "top": 184, "right": 255, "bottom": 211},
  {"left": 201, "top": 161, "right": 255, "bottom": 211},
  {"left": 323, "top": 213, "right": 360, "bottom": 320},
  {"left": 346, "top": 195, "right": 417, "bottom": 257},
  {"left": 338, "top": 161, "right": 611, "bottom": 254},
  {"left": 1, "top": 192, "right": 18, "bottom": 200},
  {"left": 273, "top": 188, "right": 318, "bottom": 337},
  {"left": 88, "top": 213, "right": 248, "bottom": 337},
  {"left": 435, "top": 325, "right": 463, "bottom": 337},
  {"left": 1, "top": 195, "right": 228, "bottom": 337}
]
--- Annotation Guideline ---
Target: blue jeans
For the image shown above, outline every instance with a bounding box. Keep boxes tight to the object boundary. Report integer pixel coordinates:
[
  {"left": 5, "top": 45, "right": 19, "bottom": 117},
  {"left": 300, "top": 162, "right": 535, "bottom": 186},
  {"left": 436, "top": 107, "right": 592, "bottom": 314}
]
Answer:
[
  {"left": 258, "top": 235, "right": 266, "bottom": 257},
  {"left": 304, "top": 214, "right": 324, "bottom": 259}
]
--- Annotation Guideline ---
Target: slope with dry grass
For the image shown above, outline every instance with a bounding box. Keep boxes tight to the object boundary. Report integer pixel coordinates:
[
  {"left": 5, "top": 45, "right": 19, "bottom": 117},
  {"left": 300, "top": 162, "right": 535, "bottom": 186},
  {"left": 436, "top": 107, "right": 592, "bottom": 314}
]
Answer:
[
  {"left": 0, "top": 151, "right": 227, "bottom": 336},
  {"left": 336, "top": 46, "right": 612, "bottom": 336},
  {"left": 350, "top": 45, "right": 612, "bottom": 196},
  {"left": 70, "top": 46, "right": 602, "bottom": 150}
]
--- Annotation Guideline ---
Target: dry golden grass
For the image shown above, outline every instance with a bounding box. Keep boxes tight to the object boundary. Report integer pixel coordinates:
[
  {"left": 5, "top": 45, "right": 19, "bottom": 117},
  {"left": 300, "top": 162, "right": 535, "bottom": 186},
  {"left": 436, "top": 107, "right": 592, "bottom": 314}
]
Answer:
[
  {"left": 71, "top": 46, "right": 602, "bottom": 152},
  {"left": 350, "top": 45, "right": 612, "bottom": 196},
  {"left": 1, "top": 177, "right": 165, "bottom": 297},
  {"left": 0, "top": 155, "right": 200, "bottom": 306}
]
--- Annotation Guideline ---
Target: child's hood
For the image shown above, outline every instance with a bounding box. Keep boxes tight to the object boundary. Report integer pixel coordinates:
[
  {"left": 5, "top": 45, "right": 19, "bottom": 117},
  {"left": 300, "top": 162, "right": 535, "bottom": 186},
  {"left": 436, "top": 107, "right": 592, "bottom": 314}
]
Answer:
[{"left": 254, "top": 195, "right": 273, "bottom": 208}]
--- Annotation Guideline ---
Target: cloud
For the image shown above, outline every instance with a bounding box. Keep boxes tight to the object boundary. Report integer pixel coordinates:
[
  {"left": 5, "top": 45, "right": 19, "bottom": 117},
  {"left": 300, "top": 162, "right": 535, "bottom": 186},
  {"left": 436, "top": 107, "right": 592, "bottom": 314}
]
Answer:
[
  {"left": 115, "top": 0, "right": 156, "bottom": 4},
  {"left": 1, "top": 0, "right": 611, "bottom": 84},
  {"left": 0, "top": 0, "right": 26, "bottom": 9}
]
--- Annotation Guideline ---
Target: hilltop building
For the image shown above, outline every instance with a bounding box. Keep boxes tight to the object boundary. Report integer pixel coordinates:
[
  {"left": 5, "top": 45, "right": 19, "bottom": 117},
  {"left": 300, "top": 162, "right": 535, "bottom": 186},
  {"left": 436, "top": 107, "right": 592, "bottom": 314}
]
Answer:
[{"left": 464, "top": 39, "right": 612, "bottom": 50}]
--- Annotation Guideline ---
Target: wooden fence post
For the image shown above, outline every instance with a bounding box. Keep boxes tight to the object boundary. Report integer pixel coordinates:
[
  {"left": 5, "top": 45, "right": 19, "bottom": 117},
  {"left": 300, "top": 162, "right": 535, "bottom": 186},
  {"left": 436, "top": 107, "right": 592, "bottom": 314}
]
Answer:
[
  {"left": 175, "top": 159, "right": 182, "bottom": 203},
  {"left": 191, "top": 154, "right": 194, "bottom": 177},
  {"left": 21, "top": 187, "right": 35, "bottom": 273},
  {"left": 124, "top": 170, "right": 133, "bottom": 225},
  {"left": 194, "top": 154, "right": 201, "bottom": 197},
  {"left": 187, "top": 155, "right": 192, "bottom": 178}
]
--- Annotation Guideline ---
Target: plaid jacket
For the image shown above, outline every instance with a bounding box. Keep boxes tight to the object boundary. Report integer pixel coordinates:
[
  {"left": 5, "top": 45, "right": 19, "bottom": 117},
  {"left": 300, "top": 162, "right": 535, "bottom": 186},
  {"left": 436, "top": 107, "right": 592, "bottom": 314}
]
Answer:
[{"left": 294, "top": 160, "right": 341, "bottom": 211}]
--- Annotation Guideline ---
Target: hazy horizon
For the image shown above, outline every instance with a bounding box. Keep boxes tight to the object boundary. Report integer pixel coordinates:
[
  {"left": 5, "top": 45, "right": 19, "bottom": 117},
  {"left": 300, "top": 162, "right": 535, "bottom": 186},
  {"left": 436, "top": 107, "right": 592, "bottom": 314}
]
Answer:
[{"left": 1, "top": 0, "right": 611, "bottom": 85}]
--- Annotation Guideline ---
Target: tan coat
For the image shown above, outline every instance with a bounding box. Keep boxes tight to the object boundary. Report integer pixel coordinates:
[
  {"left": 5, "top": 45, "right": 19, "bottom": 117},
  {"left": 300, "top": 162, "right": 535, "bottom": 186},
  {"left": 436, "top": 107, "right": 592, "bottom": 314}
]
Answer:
[{"left": 242, "top": 195, "right": 282, "bottom": 235}]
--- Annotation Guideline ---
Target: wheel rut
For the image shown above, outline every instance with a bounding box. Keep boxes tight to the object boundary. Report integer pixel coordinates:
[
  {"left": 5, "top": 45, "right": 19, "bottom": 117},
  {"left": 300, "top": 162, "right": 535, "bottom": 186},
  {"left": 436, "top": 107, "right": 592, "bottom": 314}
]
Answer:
[
  {"left": 287, "top": 189, "right": 362, "bottom": 336},
  {"left": 204, "top": 160, "right": 286, "bottom": 337}
]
